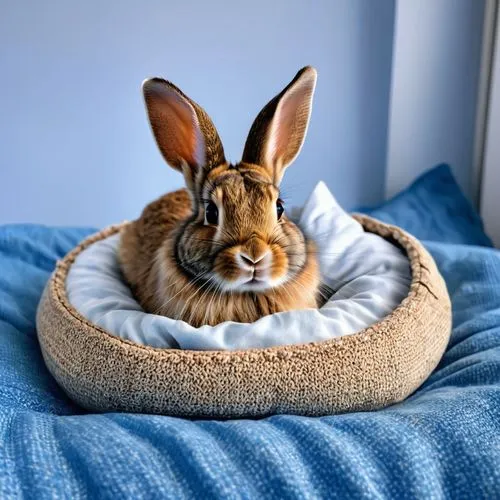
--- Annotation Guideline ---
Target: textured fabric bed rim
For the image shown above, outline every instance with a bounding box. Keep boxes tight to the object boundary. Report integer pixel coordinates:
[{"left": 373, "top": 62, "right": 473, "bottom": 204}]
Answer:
[{"left": 36, "top": 216, "right": 452, "bottom": 418}]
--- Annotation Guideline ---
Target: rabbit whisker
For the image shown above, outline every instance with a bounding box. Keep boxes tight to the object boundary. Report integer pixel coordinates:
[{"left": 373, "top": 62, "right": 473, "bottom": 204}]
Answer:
[
  {"left": 156, "top": 271, "right": 208, "bottom": 314},
  {"left": 189, "top": 276, "right": 219, "bottom": 325}
]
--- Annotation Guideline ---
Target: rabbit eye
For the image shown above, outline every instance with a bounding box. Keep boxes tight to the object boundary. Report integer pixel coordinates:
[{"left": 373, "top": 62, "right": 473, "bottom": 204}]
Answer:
[
  {"left": 276, "top": 199, "right": 284, "bottom": 220},
  {"left": 205, "top": 201, "right": 218, "bottom": 225}
]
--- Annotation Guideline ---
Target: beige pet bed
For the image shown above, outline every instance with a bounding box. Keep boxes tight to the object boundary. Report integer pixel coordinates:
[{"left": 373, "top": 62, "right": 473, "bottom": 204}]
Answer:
[{"left": 36, "top": 215, "right": 451, "bottom": 418}]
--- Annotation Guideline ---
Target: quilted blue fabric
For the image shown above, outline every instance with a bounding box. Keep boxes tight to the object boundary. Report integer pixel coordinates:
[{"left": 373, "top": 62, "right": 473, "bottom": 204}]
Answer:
[{"left": 1, "top": 165, "right": 500, "bottom": 498}]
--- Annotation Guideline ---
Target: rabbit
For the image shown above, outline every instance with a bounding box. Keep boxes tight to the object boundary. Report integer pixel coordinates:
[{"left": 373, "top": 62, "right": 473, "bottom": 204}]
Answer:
[{"left": 119, "top": 66, "right": 321, "bottom": 327}]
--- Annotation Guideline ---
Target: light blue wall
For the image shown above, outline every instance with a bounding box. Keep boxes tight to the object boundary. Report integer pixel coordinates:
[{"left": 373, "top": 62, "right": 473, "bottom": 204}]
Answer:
[
  {"left": 385, "top": 0, "right": 486, "bottom": 201},
  {"left": 0, "top": 1, "right": 396, "bottom": 226}
]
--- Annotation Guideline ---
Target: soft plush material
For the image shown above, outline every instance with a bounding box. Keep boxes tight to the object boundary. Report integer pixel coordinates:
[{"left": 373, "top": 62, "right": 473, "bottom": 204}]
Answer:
[
  {"left": 66, "top": 182, "right": 411, "bottom": 350},
  {"left": 360, "top": 163, "right": 493, "bottom": 247},
  {"left": 1, "top": 165, "right": 499, "bottom": 498},
  {"left": 37, "top": 214, "right": 450, "bottom": 417}
]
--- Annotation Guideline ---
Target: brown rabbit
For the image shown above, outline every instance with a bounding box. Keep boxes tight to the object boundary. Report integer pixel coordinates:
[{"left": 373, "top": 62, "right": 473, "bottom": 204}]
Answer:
[{"left": 119, "top": 66, "right": 320, "bottom": 327}]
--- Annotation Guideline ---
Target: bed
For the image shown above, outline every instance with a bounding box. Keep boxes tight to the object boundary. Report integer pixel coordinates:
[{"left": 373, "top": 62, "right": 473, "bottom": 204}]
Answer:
[{"left": 1, "top": 165, "right": 499, "bottom": 498}]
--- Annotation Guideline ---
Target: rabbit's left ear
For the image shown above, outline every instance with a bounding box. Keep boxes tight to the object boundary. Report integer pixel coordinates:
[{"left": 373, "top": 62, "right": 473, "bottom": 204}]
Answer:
[
  {"left": 142, "top": 78, "right": 226, "bottom": 189},
  {"left": 242, "top": 66, "right": 317, "bottom": 184}
]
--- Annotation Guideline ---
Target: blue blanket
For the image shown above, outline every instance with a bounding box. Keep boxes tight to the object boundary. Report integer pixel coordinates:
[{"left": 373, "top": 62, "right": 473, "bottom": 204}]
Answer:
[{"left": 1, "top": 166, "right": 500, "bottom": 498}]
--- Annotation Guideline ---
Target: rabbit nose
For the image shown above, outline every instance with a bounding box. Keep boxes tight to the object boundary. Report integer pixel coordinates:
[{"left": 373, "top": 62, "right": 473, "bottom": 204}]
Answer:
[
  {"left": 240, "top": 252, "right": 266, "bottom": 266},
  {"left": 240, "top": 237, "right": 270, "bottom": 266}
]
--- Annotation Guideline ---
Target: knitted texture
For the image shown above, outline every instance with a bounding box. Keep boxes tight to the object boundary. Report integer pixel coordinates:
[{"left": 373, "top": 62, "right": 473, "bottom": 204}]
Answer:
[{"left": 36, "top": 216, "right": 451, "bottom": 418}]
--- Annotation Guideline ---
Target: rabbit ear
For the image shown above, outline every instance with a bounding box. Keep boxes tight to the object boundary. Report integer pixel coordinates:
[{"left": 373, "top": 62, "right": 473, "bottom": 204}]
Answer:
[
  {"left": 242, "top": 66, "right": 317, "bottom": 184},
  {"left": 142, "top": 78, "right": 225, "bottom": 186}
]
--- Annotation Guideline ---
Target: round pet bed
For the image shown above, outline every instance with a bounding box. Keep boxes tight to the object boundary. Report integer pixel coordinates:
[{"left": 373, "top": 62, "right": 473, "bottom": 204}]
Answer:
[{"left": 36, "top": 215, "right": 451, "bottom": 418}]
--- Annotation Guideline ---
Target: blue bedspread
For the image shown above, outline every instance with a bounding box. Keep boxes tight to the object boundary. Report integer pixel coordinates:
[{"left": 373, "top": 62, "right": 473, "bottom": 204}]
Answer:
[{"left": 0, "top": 226, "right": 499, "bottom": 499}]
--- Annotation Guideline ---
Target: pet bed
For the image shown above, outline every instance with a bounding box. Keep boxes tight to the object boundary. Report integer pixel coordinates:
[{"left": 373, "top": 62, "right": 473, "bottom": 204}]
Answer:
[{"left": 36, "top": 184, "right": 451, "bottom": 417}]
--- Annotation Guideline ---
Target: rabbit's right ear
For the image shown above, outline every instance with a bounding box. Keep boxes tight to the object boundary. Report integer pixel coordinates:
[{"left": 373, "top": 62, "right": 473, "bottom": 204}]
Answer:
[
  {"left": 242, "top": 66, "right": 317, "bottom": 185},
  {"left": 142, "top": 78, "right": 226, "bottom": 187}
]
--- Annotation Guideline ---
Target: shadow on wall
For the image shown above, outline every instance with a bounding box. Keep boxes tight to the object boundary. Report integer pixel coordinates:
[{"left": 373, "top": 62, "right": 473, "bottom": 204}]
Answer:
[{"left": 0, "top": 0, "right": 395, "bottom": 226}]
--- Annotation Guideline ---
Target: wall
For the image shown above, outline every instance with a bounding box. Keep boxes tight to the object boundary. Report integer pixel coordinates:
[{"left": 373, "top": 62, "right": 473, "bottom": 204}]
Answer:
[
  {"left": 0, "top": 0, "right": 395, "bottom": 227},
  {"left": 385, "top": 0, "right": 486, "bottom": 200},
  {"left": 480, "top": 6, "right": 500, "bottom": 247}
]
